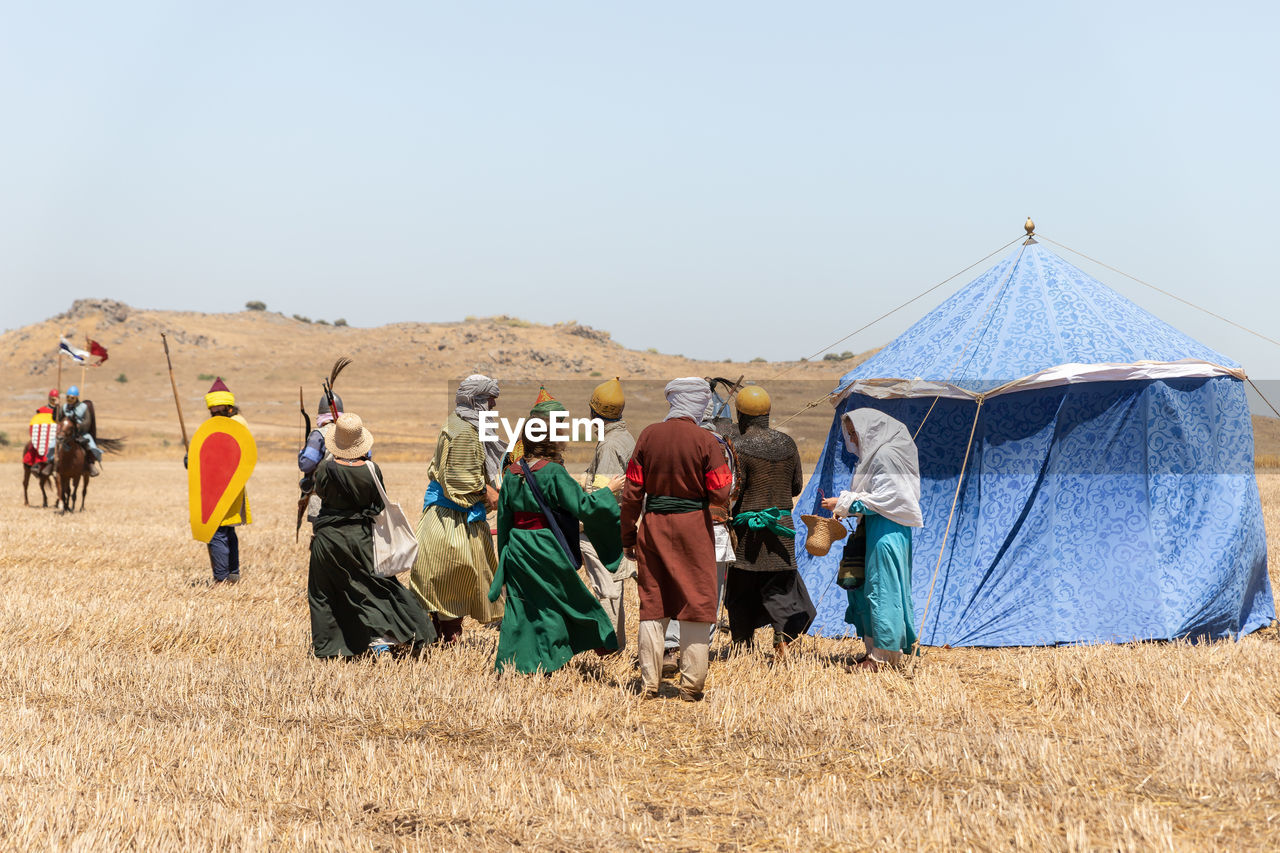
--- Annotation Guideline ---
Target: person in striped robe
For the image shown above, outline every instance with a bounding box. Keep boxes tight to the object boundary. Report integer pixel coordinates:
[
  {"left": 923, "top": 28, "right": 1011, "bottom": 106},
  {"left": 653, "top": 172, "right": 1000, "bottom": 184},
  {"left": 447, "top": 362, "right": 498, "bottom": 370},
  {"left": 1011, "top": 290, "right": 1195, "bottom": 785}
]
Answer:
[{"left": 409, "top": 375, "right": 505, "bottom": 643}]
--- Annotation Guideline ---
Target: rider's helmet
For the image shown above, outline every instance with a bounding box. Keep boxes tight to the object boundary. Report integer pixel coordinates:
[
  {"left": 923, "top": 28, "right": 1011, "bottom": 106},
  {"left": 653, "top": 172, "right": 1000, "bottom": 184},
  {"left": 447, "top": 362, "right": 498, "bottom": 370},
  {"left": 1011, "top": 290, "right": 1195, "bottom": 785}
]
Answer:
[
  {"left": 317, "top": 392, "right": 343, "bottom": 416},
  {"left": 66, "top": 385, "right": 80, "bottom": 400}
]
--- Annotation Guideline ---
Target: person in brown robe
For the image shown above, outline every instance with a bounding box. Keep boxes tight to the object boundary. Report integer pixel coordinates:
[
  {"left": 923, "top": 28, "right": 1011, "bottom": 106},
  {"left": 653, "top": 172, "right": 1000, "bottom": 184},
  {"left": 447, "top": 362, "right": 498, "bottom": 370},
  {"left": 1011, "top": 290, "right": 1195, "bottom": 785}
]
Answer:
[{"left": 620, "top": 377, "right": 733, "bottom": 701}]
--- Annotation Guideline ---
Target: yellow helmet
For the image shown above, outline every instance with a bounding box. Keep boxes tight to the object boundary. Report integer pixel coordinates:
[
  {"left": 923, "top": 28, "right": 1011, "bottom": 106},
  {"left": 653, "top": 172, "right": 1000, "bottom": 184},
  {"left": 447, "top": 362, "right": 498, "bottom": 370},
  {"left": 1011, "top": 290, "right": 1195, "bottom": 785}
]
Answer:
[
  {"left": 590, "top": 377, "right": 625, "bottom": 419},
  {"left": 736, "top": 385, "right": 771, "bottom": 416}
]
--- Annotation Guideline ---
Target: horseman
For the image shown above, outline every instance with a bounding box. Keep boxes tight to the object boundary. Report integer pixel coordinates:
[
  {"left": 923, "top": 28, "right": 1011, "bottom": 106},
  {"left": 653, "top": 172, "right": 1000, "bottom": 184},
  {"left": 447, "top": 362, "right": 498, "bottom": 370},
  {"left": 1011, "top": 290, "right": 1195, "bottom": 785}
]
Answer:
[
  {"left": 22, "top": 388, "right": 60, "bottom": 506},
  {"left": 24, "top": 388, "right": 59, "bottom": 460},
  {"left": 62, "top": 385, "right": 103, "bottom": 477}
]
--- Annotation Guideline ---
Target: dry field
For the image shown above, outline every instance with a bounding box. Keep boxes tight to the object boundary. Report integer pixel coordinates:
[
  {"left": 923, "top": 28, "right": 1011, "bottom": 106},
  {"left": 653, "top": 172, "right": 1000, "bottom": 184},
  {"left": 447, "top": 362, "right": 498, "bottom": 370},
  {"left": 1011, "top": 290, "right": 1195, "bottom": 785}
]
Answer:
[{"left": 1, "top": 461, "right": 1278, "bottom": 851}]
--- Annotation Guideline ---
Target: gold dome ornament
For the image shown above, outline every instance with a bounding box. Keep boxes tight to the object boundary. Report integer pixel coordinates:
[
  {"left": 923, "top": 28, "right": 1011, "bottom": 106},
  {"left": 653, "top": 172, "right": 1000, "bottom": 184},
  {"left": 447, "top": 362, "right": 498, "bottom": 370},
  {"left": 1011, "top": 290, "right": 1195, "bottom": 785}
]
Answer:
[
  {"left": 736, "top": 385, "right": 771, "bottom": 416},
  {"left": 1023, "top": 217, "right": 1037, "bottom": 244}
]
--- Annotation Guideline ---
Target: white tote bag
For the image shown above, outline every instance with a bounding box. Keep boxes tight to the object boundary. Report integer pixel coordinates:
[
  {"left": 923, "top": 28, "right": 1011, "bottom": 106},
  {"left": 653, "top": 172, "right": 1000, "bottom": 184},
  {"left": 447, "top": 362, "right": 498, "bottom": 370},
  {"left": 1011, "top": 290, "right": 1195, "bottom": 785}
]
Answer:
[{"left": 366, "top": 461, "right": 419, "bottom": 577}]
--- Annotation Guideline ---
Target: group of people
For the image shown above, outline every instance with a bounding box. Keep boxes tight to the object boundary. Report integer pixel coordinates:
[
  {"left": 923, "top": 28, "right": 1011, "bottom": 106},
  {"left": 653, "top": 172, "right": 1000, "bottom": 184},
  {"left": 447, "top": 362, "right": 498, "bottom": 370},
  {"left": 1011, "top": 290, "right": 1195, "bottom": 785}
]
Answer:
[{"left": 183, "top": 371, "right": 926, "bottom": 694}]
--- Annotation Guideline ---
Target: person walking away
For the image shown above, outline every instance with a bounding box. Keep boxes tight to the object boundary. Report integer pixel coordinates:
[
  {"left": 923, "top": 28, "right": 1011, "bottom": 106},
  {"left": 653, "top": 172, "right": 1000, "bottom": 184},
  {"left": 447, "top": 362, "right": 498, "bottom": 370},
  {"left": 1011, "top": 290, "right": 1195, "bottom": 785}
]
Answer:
[
  {"left": 309, "top": 413, "right": 436, "bottom": 657},
  {"left": 661, "top": 393, "right": 737, "bottom": 674},
  {"left": 820, "top": 408, "right": 923, "bottom": 670},
  {"left": 579, "top": 377, "right": 636, "bottom": 651},
  {"left": 192, "top": 378, "right": 253, "bottom": 583},
  {"left": 299, "top": 389, "right": 344, "bottom": 488},
  {"left": 410, "top": 375, "right": 505, "bottom": 643},
  {"left": 620, "top": 378, "right": 733, "bottom": 701},
  {"left": 489, "top": 400, "right": 626, "bottom": 673},
  {"left": 299, "top": 387, "right": 348, "bottom": 528},
  {"left": 725, "top": 385, "right": 814, "bottom": 657}
]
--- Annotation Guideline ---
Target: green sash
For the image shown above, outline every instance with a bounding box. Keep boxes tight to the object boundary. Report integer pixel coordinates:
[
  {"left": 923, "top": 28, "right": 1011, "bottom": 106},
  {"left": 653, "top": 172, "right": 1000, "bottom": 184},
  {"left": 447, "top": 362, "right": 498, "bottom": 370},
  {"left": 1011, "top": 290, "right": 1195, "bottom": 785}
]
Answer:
[
  {"left": 732, "top": 506, "right": 796, "bottom": 537},
  {"left": 646, "top": 495, "right": 708, "bottom": 514}
]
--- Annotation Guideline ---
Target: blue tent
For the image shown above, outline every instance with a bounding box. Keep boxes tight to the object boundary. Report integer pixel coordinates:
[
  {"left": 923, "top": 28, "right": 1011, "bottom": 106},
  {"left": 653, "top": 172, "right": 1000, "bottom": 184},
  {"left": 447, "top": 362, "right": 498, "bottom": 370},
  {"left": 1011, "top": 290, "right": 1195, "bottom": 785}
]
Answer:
[{"left": 795, "top": 241, "right": 1273, "bottom": 646}]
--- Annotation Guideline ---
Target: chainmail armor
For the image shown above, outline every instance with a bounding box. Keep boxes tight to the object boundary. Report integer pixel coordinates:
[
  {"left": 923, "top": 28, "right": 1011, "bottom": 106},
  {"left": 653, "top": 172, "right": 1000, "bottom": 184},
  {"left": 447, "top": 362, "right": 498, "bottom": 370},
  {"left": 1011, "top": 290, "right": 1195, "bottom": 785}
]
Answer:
[{"left": 732, "top": 415, "right": 804, "bottom": 571}]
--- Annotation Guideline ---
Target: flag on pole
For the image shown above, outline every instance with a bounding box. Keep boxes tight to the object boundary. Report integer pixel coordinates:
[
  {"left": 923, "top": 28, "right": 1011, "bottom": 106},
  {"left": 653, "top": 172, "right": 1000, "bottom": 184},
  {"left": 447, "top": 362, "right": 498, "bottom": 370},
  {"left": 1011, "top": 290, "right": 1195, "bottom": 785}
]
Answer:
[
  {"left": 88, "top": 340, "right": 109, "bottom": 365},
  {"left": 59, "top": 338, "right": 89, "bottom": 363}
]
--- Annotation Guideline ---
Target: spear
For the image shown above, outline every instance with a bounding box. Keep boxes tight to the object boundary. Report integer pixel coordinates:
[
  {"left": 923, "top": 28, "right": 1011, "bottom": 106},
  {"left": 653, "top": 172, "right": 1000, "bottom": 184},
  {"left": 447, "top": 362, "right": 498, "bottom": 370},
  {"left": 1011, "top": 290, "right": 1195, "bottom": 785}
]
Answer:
[{"left": 161, "top": 333, "right": 189, "bottom": 450}]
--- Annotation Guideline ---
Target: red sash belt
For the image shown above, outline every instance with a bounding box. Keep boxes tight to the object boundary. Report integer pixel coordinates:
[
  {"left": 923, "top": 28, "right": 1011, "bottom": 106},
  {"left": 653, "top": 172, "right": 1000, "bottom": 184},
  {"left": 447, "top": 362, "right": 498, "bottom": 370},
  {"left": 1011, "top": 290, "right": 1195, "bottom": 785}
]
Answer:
[{"left": 513, "top": 511, "right": 549, "bottom": 530}]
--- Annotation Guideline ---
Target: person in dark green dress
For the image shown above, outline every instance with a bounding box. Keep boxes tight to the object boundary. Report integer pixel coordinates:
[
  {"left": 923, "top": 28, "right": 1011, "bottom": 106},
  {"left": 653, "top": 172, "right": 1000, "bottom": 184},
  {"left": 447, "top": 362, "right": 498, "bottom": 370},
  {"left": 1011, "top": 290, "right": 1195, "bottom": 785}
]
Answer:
[
  {"left": 310, "top": 413, "right": 436, "bottom": 658},
  {"left": 489, "top": 401, "right": 626, "bottom": 674}
]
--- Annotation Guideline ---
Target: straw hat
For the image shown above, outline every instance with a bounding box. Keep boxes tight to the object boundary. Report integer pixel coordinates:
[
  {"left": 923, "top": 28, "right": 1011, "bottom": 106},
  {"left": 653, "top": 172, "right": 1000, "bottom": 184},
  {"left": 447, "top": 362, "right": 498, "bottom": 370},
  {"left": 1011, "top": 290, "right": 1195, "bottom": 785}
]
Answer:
[
  {"left": 321, "top": 412, "right": 374, "bottom": 460},
  {"left": 800, "top": 514, "right": 848, "bottom": 556}
]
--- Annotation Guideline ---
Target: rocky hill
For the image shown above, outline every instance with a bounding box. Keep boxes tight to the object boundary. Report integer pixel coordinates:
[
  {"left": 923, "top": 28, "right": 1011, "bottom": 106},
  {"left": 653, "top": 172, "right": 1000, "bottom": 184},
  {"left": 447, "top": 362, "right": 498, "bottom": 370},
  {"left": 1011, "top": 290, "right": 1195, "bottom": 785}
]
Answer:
[
  {"left": 1, "top": 299, "right": 851, "bottom": 460},
  {"left": 5, "top": 299, "right": 1276, "bottom": 464}
]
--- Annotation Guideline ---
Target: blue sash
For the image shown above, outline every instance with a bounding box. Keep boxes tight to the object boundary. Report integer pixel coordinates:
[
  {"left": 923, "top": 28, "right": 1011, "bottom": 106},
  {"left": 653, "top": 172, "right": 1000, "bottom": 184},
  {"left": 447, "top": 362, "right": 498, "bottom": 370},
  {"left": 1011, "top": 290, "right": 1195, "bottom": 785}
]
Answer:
[{"left": 422, "top": 479, "right": 486, "bottom": 523}]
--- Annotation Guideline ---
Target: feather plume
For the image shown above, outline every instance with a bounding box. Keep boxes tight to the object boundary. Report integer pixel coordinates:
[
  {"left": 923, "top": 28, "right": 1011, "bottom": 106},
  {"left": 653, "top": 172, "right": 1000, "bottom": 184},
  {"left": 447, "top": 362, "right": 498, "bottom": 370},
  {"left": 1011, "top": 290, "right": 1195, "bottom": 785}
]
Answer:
[{"left": 328, "top": 356, "right": 352, "bottom": 391}]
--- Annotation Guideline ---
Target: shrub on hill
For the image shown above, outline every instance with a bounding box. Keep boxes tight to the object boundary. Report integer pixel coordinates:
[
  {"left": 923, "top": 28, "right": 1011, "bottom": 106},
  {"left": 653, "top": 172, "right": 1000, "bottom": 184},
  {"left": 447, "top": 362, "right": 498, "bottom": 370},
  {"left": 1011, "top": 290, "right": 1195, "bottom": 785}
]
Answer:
[{"left": 245, "top": 301, "right": 267, "bottom": 311}]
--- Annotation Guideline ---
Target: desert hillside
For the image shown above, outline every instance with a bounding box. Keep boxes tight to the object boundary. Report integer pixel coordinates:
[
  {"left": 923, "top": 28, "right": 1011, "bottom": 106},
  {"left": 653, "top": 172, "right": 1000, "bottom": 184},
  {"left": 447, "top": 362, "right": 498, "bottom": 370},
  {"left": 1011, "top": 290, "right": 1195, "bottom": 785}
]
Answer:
[
  {"left": 4, "top": 298, "right": 1277, "bottom": 464},
  {"left": 1, "top": 299, "right": 850, "bottom": 460}
]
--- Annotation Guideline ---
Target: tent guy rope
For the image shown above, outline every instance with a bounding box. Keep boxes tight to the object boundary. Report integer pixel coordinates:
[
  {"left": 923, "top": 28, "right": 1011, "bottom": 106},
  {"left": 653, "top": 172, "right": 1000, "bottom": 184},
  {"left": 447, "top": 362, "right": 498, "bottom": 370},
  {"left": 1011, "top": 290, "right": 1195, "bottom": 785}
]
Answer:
[
  {"left": 769, "top": 234, "right": 1027, "bottom": 382},
  {"left": 1037, "top": 233, "right": 1280, "bottom": 350}
]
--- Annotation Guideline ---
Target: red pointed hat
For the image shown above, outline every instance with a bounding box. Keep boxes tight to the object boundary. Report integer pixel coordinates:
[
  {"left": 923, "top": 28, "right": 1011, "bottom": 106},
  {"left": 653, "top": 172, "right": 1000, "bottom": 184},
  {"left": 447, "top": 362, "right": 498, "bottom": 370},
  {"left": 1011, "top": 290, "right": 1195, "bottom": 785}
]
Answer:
[{"left": 205, "top": 377, "right": 236, "bottom": 408}]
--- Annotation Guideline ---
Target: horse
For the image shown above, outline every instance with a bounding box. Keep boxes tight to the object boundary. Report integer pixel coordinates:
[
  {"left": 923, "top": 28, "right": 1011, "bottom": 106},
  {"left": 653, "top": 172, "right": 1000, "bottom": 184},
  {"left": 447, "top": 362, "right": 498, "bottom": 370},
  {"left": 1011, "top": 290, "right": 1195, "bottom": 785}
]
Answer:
[
  {"left": 55, "top": 417, "right": 90, "bottom": 513},
  {"left": 22, "top": 456, "right": 54, "bottom": 507}
]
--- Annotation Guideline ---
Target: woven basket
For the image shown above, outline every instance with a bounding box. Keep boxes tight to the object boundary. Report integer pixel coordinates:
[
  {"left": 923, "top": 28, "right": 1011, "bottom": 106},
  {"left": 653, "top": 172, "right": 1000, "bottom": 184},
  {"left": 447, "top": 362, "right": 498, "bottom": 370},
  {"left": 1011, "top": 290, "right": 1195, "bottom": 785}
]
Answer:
[{"left": 800, "top": 514, "right": 848, "bottom": 557}]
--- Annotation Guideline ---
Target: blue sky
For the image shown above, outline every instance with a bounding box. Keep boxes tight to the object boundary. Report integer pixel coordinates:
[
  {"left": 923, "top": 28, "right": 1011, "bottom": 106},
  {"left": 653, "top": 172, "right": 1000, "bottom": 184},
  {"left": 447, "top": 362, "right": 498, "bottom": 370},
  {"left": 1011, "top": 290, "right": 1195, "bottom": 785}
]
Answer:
[{"left": 1, "top": 2, "right": 1276, "bottom": 379}]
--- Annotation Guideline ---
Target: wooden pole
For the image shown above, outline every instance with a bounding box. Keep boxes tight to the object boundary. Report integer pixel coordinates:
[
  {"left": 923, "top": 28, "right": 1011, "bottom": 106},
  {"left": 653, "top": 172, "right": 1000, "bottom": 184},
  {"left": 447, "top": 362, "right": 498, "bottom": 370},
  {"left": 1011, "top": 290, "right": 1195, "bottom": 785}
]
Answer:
[
  {"left": 55, "top": 344, "right": 62, "bottom": 412},
  {"left": 161, "top": 333, "right": 189, "bottom": 450}
]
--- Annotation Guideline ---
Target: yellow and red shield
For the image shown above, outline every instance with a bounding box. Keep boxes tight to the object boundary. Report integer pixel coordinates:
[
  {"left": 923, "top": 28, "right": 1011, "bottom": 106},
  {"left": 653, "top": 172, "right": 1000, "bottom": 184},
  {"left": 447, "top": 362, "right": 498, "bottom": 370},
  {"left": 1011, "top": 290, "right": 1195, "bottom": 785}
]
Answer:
[
  {"left": 29, "top": 413, "right": 56, "bottom": 457},
  {"left": 187, "top": 417, "right": 257, "bottom": 543}
]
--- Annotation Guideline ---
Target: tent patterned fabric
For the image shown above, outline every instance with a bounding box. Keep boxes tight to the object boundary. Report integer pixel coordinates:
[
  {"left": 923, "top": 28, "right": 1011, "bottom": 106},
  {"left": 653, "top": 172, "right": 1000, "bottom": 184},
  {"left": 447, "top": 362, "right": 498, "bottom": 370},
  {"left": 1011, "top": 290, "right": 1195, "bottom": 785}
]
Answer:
[
  {"left": 837, "top": 243, "right": 1239, "bottom": 398},
  {"left": 797, "top": 244, "right": 1273, "bottom": 646}
]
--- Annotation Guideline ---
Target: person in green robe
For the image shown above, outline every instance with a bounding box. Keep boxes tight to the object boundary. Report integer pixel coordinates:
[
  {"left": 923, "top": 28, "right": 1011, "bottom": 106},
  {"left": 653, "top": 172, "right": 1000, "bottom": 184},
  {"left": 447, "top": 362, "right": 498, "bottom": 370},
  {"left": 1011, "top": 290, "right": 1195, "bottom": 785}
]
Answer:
[
  {"left": 489, "top": 400, "right": 626, "bottom": 674},
  {"left": 310, "top": 413, "right": 436, "bottom": 658},
  {"left": 821, "top": 409, "right": 923, "bottom": 670}
]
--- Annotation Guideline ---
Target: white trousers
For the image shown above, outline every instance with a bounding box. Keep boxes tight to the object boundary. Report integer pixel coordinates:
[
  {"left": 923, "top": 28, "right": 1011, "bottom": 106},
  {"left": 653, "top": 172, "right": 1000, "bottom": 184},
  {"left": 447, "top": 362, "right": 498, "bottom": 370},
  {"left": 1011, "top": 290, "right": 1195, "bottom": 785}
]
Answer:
[
  {"left": 580, "top": 533, "right": 634, "bottom": 652},
  {"left": 639, "top": 619, "right": 710, "bottom": 694}
]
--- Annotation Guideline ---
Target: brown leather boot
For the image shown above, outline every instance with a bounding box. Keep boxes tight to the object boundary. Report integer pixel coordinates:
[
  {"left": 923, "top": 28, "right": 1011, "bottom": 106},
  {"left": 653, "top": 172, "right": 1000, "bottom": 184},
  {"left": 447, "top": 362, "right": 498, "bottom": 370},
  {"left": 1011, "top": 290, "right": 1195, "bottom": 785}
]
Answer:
[{"left": 661, "top": 649, "right": 679, "bottom": 678}]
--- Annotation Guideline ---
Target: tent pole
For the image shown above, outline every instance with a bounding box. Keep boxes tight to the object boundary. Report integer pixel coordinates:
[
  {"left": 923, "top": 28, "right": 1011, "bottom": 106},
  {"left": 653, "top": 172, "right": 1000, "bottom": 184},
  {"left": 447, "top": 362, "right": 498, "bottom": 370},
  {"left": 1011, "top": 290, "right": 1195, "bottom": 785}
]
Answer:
[{"left": 910, "top": 395, "right": 985, "bottom": 669}]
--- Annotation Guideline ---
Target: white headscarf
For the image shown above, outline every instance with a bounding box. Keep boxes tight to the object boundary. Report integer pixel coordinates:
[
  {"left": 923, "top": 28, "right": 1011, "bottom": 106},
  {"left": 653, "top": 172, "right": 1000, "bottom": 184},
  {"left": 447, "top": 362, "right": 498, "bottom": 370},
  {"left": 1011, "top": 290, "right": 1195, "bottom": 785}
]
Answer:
[
  {"left": 836, "top": 409, "right": 923, "bottom": 528},
  {"left": 664, "top": 377, "right": 712, "bottom": 422},
  {"left": 455, "top": 374, "right": 500, "bottom": 428}
]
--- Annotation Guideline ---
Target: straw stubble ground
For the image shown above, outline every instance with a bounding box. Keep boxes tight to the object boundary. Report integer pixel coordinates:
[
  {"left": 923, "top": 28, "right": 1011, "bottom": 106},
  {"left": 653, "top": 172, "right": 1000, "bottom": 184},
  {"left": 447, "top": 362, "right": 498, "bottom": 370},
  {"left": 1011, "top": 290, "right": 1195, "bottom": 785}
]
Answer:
[{"left": 2, "top": 462, "right": 1279, "bottom": 851}]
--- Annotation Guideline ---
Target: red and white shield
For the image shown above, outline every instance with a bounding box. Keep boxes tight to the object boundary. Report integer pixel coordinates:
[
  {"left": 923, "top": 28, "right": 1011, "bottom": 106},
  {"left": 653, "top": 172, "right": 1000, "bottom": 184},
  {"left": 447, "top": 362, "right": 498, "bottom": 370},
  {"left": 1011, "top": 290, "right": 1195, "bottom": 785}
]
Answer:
[{"left": 29, "top": 414, "right": 56, "bottom": 457}]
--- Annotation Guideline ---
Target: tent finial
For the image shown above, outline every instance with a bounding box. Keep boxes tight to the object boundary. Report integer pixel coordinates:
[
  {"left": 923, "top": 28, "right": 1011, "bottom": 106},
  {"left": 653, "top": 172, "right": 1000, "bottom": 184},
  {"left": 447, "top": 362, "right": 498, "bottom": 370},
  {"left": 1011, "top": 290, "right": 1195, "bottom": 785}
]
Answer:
[{"left": 1023, "top": 216, "right": 1037, "bottom": 244}]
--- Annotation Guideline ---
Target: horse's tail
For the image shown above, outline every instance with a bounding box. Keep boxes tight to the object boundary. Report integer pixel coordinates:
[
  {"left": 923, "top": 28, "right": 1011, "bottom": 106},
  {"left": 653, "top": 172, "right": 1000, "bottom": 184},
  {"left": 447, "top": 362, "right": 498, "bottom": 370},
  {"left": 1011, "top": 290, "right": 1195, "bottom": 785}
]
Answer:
[{"left": 97, "top": 437, "right": 125, "bottom": 454}]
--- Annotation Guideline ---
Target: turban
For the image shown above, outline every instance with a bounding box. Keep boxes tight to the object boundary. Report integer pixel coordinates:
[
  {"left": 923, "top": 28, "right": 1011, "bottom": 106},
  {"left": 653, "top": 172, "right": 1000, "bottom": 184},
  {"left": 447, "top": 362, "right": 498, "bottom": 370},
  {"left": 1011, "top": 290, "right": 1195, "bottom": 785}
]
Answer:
[
  {"left": 454, "top": 374, "right": 500, "bottom": 429},
  {"left": 664, "top": 377, "right": 712, "bottom": 423},
  {"left": 204, "top": 377, "right": 235, "bottom": 409}
]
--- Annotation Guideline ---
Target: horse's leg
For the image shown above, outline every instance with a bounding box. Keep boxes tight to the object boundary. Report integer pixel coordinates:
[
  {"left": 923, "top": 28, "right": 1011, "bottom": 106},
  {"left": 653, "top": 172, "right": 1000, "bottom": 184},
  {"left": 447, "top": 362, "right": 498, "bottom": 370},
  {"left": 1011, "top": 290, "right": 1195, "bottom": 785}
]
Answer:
[
  {"left": 23, "top": 466, "right": 30, "bottom": 506},
  {"left": 79, "top": 475, "right": 88, "bottom": 511}
]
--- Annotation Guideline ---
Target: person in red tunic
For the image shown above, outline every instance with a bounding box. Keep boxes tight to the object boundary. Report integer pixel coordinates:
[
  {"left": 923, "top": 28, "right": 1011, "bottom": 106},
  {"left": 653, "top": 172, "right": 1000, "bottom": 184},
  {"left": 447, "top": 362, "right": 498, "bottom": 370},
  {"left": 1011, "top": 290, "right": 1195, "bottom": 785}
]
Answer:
[{"left": 620, "top": 377, "right": 733, "bottom": 701}]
